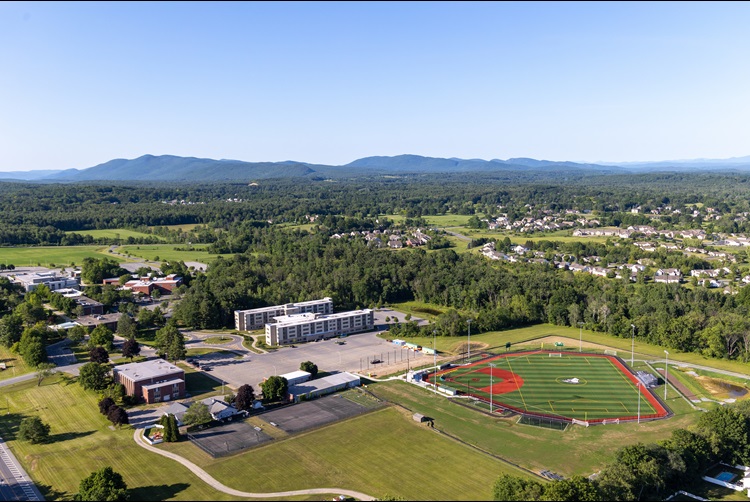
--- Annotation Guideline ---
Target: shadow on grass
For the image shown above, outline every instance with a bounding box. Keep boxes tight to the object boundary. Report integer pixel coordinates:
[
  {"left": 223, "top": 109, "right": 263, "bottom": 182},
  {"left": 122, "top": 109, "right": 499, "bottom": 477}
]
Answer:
[
  {"left": 0, "top": 412, "right": 28, "bottom": 441},
  {"left": 129, "top": 482, "right": 190, "bottom": 500},
  {"left": 36, "top": 483, "right": 67, "bottom": 501},
  {"left": 47, "top": 430, "right": 96, "bottom": 443}
]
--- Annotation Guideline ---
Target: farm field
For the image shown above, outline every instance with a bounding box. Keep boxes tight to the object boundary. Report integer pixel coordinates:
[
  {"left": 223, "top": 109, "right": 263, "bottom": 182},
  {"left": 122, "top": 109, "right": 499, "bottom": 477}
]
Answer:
[
  {"left": 0, "top": 245, "right": 119, "bottom": 267},
  {"left": 427, "top": 351, "right": 666, "bottom": 422},
  {"left": 366, "top": 379, "right": 699, "bottom": 477},
  {"left": 64, "top": 228, "right": 165, "bottom": 241},
  {"left": 178, "top": 406, "right": 533, "bottom": 500},
  {"left": 0, "top": 375, "right": 242, "bottom": 501},
  {"left": 148, "top": 223, "right": 203, "bottom": 232},
  {"left": 116, "top": 244, "right": 231, "bottom": 263}
]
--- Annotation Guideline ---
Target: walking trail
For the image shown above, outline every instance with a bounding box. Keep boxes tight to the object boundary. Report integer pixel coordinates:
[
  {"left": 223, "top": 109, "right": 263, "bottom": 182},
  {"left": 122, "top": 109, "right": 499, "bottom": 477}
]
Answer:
[{"left": 132, "top": 429, "right": 375, "bottom": 501}]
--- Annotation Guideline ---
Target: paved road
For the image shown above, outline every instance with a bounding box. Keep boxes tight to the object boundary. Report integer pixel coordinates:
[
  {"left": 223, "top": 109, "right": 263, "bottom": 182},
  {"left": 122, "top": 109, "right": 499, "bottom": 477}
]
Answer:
[
  {"left": 132, "top": 429, "right": 375, "bottom": 500},
  {"left": 0, "top": 438, "right": 43, "bottom": 501},
  {"left": 444, "top": 229, "right": 472, "bottom": 242}
]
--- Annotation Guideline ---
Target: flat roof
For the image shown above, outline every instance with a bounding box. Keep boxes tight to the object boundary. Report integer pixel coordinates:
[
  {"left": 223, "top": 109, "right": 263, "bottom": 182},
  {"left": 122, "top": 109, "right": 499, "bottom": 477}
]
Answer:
[
  {"left": 114, "top": 359, "right": 184, "bottom": 382},
  {"left": 279, "top": 370, "right": 311, "bottom": 381},
  {"left": 76, "top": 313, "right": 122, "bottom": 326},
  {"left": 292, "top": 297, "right": 332, "bottom": 306},
  {"left": 142, "top": 378, "right": 184, "bottom": 390},
  {"left": 271, "top": 309, "right": 372, "bottom": 327},
  {"left": 288, "top": 372, "right": 360, "bottom": 395}
]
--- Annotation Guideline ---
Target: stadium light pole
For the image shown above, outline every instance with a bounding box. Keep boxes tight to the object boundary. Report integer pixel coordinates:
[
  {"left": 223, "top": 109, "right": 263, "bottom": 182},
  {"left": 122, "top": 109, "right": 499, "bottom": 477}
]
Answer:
[
  {"left": 578, "top": 322, "right": 584, "bottom": 353},
  {"left": 467, "top": 319, "right": 473, "bottom": 362},
  {"left": 433, "top": 330, "right": 438, "bottom": 397},
  {"left": 631, "top": 324, "right": 636, "bottom": 366},
  {"left": 664, "top": 350, "right": 669, "bottom": 400}
]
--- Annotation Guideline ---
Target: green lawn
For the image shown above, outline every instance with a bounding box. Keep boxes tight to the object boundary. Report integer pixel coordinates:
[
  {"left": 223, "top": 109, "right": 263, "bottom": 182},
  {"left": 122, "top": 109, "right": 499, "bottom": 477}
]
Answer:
[
  {"left": 0, "top": 345, "right": 33, "bottom": 381},
  {"left": 187, "top": 406, "right": 535, "bottom": 500},
  {"left": 64, "top": 229, "right": 166, "bottom": 241},
  {"left": 177, "top": 362, "right": 228, "bottom": 396},
  {"left": 0, "top": 246, "right": 119, "bottom": 267},
  {"left": 0, "top": 375, "right": 242, "bottom": 501},
  {"left": 116, "top": 244, "right": 231, "bottom": 264},
  {"left": 202, "top": 336, "right": 233, "bottom": 345},
  {"left": 367, "top": 379, "right": 700, "bottom": 477}
]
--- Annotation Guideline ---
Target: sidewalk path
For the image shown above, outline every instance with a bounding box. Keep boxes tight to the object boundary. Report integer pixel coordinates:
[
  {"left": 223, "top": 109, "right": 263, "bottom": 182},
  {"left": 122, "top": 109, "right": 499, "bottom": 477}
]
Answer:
[{"left": 132, "top": 429, "right": 375, "bottom": 500}]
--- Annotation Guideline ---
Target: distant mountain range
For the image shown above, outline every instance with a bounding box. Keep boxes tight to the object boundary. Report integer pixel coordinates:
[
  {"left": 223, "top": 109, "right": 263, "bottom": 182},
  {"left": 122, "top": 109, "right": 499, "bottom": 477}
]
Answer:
[{"left": 2, "top": 153, "right": 750, "bottom": 182}]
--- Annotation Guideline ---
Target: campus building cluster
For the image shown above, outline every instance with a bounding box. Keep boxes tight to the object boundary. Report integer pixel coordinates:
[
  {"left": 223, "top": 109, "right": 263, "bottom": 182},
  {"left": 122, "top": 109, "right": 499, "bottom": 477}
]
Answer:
[{"left": 234, "top": 298, "right": 374, "bottom": 346}]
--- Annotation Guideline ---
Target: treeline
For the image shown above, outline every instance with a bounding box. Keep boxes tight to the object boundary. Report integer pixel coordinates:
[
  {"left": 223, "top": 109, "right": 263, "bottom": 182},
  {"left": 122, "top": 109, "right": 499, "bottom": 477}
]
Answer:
[
  {"left": 5, "top": 172, "right": 750, "bottom": 245},
  {"left": 493, "top": 402, "right": 750, "bottom": 501},
  {"left": 169, "top": 227, "right": 750, "bottom": 363}
]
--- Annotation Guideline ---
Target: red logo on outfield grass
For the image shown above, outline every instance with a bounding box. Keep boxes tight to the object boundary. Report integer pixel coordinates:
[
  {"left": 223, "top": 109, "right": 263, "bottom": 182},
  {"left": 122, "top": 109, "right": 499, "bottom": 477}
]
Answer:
[{"left": 477, "top": 366, "right": 525, "bottom": 394}]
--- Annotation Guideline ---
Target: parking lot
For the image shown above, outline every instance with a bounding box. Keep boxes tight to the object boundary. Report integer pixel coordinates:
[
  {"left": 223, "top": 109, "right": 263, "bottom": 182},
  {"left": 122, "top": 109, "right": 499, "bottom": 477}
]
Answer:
[{"left": 202, "top": 308, "right": 431, "bottom": 389}]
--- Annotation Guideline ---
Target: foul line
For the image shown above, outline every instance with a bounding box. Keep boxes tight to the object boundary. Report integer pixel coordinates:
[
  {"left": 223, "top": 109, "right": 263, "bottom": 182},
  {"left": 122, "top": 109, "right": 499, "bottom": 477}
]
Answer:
[{"left": 504, "top": 356, "right": 529, "bottom": 411}]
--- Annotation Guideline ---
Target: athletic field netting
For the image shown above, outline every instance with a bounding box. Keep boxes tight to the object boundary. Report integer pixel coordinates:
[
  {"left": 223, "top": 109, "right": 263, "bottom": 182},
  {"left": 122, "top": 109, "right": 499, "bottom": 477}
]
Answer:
[{"left": 424, "top": 351, "right": 669, "bottom": 423}]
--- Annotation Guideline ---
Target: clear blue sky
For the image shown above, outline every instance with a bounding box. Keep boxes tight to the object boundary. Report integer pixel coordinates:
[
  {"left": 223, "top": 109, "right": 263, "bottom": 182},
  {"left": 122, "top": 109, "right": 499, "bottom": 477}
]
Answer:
[{"left": 1, "top": 1, "right": 749, "bottom": 171}]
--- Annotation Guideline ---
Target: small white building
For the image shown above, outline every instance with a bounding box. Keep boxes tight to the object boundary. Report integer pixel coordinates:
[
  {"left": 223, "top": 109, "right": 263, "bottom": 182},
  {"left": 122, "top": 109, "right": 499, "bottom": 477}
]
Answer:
[
  {"left": 278, "top": 370, "right": 312, "bottom": 386},
  {"left": 287, "top": 372, "right": 360, "bottom": 402}
]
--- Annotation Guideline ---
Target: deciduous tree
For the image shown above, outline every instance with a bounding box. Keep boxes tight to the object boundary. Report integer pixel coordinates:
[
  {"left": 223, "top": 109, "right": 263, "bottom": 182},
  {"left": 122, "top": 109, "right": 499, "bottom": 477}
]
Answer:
[
  {"left": 76, "top": 466, "right": 129, "bottom": 501},
  {"left": 234, "top": 384, "right": 256, "bottom": 411},
  {"left": 18, "top": 416, "right": 50, "bottom": 444},
  {"left": 79, "top": 362, "right": 111, "bottom": 391}
]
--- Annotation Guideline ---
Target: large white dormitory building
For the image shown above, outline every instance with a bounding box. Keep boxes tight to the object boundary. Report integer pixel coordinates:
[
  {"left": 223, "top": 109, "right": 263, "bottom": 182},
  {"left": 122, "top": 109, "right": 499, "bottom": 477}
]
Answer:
[
  {"left": 234, "top": 298, "right": 374, "bottom": 346},
  {"left": 235, "top": 298, "right": 333, "bottom": 331}
]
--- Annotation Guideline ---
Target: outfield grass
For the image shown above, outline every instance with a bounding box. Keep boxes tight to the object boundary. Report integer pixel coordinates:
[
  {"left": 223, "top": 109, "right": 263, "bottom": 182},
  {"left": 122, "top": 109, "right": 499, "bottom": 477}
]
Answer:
[
  {"left": 188, "top": 406, "right": 535, "bottom": 500},
  {"left": 0, "top": 375, "right": 242, "bottom": 501},
  {"left": 377, "top": 322, "right": 750, "bottom": 377},
  {"left": 64, "top": 229, "right": 166, "bottom": 241},
  {"left": 367, "top": 379, "right": 699, "bottom": 477},
  {"left": 0, "top": 246, "right": 119, "bottom": 267},
  {"left": 116, "top": 244, "right": 233, "bottom": 264},
  {"left": 431, "top": 352, "right": 664, "bottom": 422}
]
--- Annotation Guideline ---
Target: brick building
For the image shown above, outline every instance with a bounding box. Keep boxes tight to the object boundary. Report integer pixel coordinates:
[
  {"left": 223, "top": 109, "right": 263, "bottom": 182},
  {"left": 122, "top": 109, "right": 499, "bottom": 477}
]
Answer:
[{"left": 112, "top": 359, "right": 185, "bottom": 404}]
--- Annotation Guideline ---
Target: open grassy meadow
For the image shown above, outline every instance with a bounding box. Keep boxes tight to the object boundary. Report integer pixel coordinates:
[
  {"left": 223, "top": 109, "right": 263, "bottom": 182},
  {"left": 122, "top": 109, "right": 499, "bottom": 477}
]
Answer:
[
  {"left": 0, "top": 246, "right": 119, "bottom": 267},
  {"left": 366, "top": 379, "right": 699, "bottom": 477},
  {"left": 65, "top": 228, "right": 166, "bottom": 241},
  {"left": 170, "top": 406, "right": 535, "bottom": 500},
  {"left": 116, "top": 244, "right": 231, "bottom": 264},
  {"left": 0, "top": 375, "right": 242, "bottom": 501}
]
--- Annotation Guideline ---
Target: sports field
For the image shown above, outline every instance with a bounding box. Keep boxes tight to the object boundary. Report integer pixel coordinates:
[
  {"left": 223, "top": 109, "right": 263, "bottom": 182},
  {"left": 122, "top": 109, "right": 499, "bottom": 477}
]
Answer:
[{"left": 427, "top": 351, "right": 669, "bottom": 423}]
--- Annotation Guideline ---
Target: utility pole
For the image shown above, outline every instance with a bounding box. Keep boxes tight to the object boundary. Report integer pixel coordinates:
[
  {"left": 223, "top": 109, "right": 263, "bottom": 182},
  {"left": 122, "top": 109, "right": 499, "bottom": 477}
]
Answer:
[
  {"left": 467, "top": 319, "right": 473, "bottom": 362},
  {"left": 631, "top": 324, "right": 636, "bottom": 366}
]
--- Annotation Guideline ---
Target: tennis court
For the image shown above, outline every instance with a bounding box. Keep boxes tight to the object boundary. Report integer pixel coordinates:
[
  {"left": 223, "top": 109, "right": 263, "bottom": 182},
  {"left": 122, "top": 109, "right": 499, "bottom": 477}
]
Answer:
[{"left": 425, "top": 351, "right": 669, "bottom": 423}]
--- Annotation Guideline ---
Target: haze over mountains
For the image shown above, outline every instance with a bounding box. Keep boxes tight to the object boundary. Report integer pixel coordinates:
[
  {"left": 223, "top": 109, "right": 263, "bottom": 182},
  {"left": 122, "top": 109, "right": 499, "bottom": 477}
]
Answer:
[{"left": 2, "top": 153, "right": 750, "bottom": 182}]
